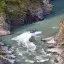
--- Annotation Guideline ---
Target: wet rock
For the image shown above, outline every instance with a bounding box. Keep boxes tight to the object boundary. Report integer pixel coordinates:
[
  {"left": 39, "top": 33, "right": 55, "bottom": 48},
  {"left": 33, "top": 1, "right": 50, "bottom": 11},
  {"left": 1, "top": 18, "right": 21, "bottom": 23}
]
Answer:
[
  {"left": 47, "top": 46, "right": 55, "bottom": 48},
  {"left": 47, "top": 48, "right": 62, "bottom": 54},
  {"left": 41, "top": 39, "right": 47, "bottom": 42},
  {"left": 0, "top": 42, "right": 15, "bottom": 64},
  {"left": 0, "top": 57, "right": 11, "bottom": 64},
  {"left": 0, "top": 42, "right": 4, "bottom": 46},
  {"left": 54, "top": 58, "right": 58, "bottom": 63}
]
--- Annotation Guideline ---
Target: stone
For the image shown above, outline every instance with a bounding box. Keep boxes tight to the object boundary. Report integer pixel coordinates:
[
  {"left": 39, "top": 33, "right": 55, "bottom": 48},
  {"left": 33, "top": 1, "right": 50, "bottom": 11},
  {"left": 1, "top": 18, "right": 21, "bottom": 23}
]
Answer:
[
  {"left": 0, "top": 29, "right": 10, "bottom": 35},
  {"left": 0, "top": 42, "right": 4, "bottom": 46},
  {"left": 0, "top": 13, "right": 10, "bottom": 35},
  {"left": 55, "top": 20, "right": 64, "bottom": 45},
  {"left": 0, "top": 57, "right": 11, "bottom": 64},
  {"left": 0, "top": 42, "right": 15, "bottom": 64}
]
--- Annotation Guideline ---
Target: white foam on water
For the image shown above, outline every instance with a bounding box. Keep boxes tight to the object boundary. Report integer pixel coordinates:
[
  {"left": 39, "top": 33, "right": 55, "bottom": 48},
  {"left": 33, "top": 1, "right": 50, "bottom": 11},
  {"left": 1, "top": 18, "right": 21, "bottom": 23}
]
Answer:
[
  {"left": 41, "top": 49, "right": 46, "bottom": 54},
  {"left": 18, "top": 52, "right": 23, "bottom": 56},
  {"left": 27, "top": 42, "right": 36, "bottom": 51},
  {"left": 41, "top": 49, "right": 51, "bottom": 56},
  {"left": 35, "top": 56, "right": 49, "bottom": 62},
  {"left": 32, "top": 31, "right": 42, "bottom": 35},
  {"left": 11, "top": 31, "right": 42, "bottom": 51},
  {"left": 11, "top": 31, "right": 42, "bottom": 42},
  {"left": 46, "top": 53, "right": 51, "bottom": 56},
  {"left": 37, "top": 59, "right": 49, "bottom": 62},
  {"left": 25, "top": 59, "right": 34, "bottom": 63},
  {"left": 15, "top": 48, "right": 23, "bottom": 56},
  {"left": 11, "top": 31, "right": 31, "bottom": 43},
  {"left": 11, "top": 31, "right": 52, "bottom": 63},
  {"left": 52, "top": 26, "right": 58, "bottom": 29}
]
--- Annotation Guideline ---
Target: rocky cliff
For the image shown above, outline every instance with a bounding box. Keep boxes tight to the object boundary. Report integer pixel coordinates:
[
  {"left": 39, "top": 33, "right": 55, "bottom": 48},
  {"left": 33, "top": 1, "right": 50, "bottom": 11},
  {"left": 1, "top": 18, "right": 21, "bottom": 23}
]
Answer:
[
  {"left": 0, "top": 0, "right": 53, "bottom": 35},
  {"left": 55, "top": 19, "right": 64, "bottom": 46},
  {"left": 53, "top": 20, "right": 64, "bottom": 64}
]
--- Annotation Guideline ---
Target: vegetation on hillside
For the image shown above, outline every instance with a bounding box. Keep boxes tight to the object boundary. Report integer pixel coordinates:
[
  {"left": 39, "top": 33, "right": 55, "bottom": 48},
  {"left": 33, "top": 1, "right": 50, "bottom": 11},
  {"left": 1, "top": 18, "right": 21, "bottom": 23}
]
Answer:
[{"left": 0, "top": 0, "right": 42, "bottom": 16}]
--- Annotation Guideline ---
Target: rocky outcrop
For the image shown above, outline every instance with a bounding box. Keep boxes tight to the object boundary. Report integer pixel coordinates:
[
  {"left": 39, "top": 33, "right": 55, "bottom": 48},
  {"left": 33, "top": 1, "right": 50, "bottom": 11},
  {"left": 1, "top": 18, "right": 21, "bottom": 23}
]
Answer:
[
  {"left": 55, "top": 20, "right": 64, "bottom": 45},
  {"left": 5, "top": 0, "right": 53, "bottom": 28},
  {"left": 0, "top": 0, "right": 53, "bottom": 35},
  {"left": 52, "top": 20, "right": 64, "bottom": 64},
  {"left": 0, "top": 13, "right": 10, "bottom": 35},
  {"left": 0, "top": 42, "right": 15, "bottom": 64},
  {"left": 45, "top": 20, "right": 64, "bottom": 64},
  {"left": 41, "top": 19, "right": 64, "bottom": 64}
]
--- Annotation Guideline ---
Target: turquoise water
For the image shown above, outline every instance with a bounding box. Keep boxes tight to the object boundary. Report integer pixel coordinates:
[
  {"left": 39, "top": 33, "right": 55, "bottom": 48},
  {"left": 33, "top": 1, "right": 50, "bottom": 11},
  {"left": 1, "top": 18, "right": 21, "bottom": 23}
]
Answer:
[
  {"left": 2, "top": 0, "right": 64, "bottom": 45},
  {"left": 1, "top": 0, "right": 64, "bottom": 64}
]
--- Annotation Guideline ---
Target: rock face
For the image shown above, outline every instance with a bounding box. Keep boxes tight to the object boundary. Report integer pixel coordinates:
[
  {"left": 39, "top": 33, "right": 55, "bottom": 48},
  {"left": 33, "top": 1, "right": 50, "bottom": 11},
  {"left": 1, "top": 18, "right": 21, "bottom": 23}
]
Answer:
[
  {"left": 0, "top": 13, "right": 10, "bottom": 35},
  {"left": 0, "top": 0, "right": 53, "bottom": 35},
  {"left": 52, "top": 20, "right": 64, "bottom": 64},
  {"left": 5, "top": 0, "right": 53, "bottom": 28},
  {"left": 55, "top": 20, "right": 64, "bottom": 45}
]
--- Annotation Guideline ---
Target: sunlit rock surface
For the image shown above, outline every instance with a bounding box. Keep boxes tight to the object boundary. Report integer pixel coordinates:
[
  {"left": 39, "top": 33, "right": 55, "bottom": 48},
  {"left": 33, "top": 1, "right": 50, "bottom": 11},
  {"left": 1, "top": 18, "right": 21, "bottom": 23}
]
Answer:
[
  {"left": 0, "top": 13, "right": 10, "bottom": 35},
  {"left": 54, "top": 20, "right": 64, "bottom": 64}
]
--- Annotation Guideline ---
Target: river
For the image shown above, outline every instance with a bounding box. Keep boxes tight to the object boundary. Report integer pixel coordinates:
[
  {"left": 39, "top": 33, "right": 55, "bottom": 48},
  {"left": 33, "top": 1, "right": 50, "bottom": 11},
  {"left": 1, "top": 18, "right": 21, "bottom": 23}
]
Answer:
[{"left": 1, "top": 0, "right": 64, "bottom": 64}]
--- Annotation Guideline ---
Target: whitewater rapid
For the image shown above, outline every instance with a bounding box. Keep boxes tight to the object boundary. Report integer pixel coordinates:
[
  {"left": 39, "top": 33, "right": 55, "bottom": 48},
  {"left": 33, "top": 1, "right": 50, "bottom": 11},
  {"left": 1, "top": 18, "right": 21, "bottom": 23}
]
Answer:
[
  {"left": 11, "top": 31, "right": 42, "bottom": 51},
  {"left": 11, "top": 31, "right": 56, "bottom": 64}
]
